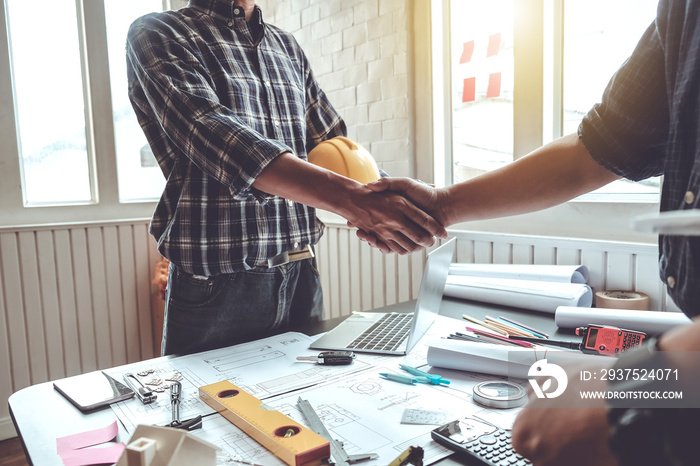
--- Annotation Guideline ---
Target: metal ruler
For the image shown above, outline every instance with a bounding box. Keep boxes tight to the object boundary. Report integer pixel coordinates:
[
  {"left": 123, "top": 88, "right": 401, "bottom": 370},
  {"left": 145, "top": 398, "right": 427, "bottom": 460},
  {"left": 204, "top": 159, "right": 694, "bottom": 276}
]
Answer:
[{"left": 296, "top": 397, "right": 377, "bottom": 466}]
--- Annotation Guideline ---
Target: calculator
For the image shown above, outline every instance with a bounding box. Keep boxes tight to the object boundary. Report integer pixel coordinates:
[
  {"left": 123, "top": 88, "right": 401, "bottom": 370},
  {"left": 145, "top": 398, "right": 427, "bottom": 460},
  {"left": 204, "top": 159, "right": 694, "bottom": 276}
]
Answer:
[{"left": 431, "top": 416, "right": 531, "bottom": 466}]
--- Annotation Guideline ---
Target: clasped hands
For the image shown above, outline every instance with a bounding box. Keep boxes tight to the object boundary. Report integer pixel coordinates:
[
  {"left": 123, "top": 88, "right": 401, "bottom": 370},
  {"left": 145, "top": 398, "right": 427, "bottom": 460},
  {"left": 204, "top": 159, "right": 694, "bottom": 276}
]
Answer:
[{"left": 346, "top": 177, "right": 452, "bottom": 255}]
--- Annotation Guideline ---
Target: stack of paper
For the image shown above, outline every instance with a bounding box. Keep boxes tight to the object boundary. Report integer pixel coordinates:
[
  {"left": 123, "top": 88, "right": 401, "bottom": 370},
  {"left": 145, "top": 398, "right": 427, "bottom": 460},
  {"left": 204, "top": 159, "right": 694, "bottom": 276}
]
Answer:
[{"left": 444, "top": 264, "right": 593, "bottom": 313}]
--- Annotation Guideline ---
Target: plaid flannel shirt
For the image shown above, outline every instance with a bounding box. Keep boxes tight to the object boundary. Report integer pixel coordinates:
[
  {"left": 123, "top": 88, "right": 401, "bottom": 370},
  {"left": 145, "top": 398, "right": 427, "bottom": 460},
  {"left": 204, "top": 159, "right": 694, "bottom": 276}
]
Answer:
[
  {"left": 126, "top": 0, "right": 345, "bottom": 275},
  {"left": 579, "top": 0, "right": 700, "bottom": 315}
]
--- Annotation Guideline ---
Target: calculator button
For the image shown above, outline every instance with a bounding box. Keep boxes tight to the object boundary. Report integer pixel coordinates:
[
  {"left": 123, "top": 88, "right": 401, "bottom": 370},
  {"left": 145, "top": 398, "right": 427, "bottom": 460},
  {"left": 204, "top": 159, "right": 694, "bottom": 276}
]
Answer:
[{"left": 481, "top": 435, "right": 497, "bottom": 445}]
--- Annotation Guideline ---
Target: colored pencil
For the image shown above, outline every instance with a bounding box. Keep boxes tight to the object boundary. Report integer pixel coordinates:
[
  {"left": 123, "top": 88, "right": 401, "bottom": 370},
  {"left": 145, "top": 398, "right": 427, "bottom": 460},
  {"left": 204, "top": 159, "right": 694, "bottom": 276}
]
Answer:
[
  {"left": 464, "top": 326, "right": 533, "bottom": 348},
  {"left": 462, "top": 314, "right": 509, "bottom": 336},
  {"left": 498, "top": 316, "right": 549, "bottom": 338}
]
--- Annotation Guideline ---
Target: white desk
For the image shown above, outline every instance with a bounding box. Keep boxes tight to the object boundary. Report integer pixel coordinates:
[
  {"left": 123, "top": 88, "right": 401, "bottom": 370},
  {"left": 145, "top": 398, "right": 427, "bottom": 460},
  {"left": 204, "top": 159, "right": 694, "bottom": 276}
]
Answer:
[{"left": 10, "top": 298, "right": 572, "bottom": 465}]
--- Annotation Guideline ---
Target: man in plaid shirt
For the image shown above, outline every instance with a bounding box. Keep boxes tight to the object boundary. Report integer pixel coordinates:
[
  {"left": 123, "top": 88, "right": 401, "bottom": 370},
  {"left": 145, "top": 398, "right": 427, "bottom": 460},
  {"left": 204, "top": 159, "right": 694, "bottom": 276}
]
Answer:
[{"left": 127, "top": 0, "right": 447, "bottom": 356}]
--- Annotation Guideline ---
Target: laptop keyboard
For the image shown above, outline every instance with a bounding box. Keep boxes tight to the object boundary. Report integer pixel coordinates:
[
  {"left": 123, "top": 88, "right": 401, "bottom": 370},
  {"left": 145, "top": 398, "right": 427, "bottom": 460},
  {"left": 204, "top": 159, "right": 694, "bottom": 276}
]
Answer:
[{"left": 347, "top": 313, "right": 414, "bottom": 352}]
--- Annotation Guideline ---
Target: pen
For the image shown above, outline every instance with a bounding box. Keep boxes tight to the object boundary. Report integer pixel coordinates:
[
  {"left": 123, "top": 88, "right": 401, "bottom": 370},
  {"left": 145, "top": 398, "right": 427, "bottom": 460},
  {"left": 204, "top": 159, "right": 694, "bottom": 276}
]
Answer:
[
  {"left": 462, "top": 314, "right": 509, "bottom": 336},
  {"left": 379, "top": 373, "right": 421, "bottom": 385},
  {"left": 498, "top": 316, "right": 550, "bottom": 338},
  {"left": 449, "top": 333, "right": 483, "bottom": 343},
  {"left": 454, "top": 332, "right": 512, "bottom": 346},
  {"left": 465, "top": 326, "right": 534, "bottom": 348}
]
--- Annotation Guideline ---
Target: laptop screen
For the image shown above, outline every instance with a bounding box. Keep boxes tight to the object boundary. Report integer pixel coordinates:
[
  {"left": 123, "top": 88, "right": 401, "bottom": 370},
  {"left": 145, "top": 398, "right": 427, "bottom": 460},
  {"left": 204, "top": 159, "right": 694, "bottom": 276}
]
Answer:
[{"left": 404, "top": 238, "right": 456, "bottom": 353}]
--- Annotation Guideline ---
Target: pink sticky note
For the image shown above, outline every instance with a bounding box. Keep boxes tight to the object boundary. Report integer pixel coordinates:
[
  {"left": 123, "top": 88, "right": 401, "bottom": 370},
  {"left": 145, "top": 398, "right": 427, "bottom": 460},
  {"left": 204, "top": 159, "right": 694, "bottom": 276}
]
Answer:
[
  {"left": 60, "top": 442, "right": 125, "bottom": 466},
  {"left": 487, "top": 32, "right": 501, "bottom": 57},
  {"left": 57, "top": 421, "right": 119, "bottom": 454},
  {"left": 459, "top": 40, "right": 475, "bottom": 64},
  {"left": 462, "top": 77, "right": 476, "bottom": 103},
  {"left": 486, "top": 72, "right": 501, "bottom": 98}
]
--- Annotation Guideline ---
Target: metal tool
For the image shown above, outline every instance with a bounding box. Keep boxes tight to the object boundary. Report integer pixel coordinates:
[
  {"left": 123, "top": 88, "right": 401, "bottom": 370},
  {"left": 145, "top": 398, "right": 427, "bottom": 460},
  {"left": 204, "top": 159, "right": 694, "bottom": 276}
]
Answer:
[
  {"left": 166, "top": 381, "right": 202, "bottom": 431},
  {"left": 123, "top": 373, "right": 157, "bottom": 404},
  {"left": 296, "top": 351, "right": 356, "bottom": 365},
  {"left": 296, "top": 397, "right": 377, "bottom": 466}
]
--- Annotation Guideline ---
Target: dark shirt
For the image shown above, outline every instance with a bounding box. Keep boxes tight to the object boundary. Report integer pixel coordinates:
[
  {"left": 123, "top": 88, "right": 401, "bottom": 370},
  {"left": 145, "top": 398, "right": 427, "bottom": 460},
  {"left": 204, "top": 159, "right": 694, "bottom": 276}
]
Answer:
[
  {"left": 126, "top": 1, "right": 346, "bottom": 275},
  {"left": 579, "top": 0, "right": 700, "bottom": 316}
]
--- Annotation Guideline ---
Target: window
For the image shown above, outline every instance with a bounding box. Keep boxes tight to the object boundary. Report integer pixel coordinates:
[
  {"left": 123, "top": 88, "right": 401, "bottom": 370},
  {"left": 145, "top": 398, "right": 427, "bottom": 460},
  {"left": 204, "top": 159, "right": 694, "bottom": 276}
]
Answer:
[
  {"left": 421, "top": 0, "right": 662, "bottom": 242},
  {"left": 105, "top": 0, "right": 166, "bottom": 202},
  {"left": 445, "top": 0, "right": 659, "bottom": 199},
  {"left": 7, "top": 0, "right": 92, "bottom": 205},
  {"left": 0, "top": 1, "right": 173, "bottom": 226},
  {"left": 450, "top": 0, "right": 514, "bottom": 184}
]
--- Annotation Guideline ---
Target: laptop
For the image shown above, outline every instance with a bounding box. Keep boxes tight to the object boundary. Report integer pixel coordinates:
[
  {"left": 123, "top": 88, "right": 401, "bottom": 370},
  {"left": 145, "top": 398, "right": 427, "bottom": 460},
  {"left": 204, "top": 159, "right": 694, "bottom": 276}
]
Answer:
[{"left": 310, "top": 238, "right": 456, "bottom": 355}]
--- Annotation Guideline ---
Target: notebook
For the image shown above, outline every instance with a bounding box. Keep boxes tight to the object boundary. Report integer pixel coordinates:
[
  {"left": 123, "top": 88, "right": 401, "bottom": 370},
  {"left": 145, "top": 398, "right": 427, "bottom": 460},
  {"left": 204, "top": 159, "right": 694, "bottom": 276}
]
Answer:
[
  {"left": 54, "top": 371, "right": 134, "bottom": 413},
  {"left": 310, "top": 238, "right": 455, "bottom": 355}
]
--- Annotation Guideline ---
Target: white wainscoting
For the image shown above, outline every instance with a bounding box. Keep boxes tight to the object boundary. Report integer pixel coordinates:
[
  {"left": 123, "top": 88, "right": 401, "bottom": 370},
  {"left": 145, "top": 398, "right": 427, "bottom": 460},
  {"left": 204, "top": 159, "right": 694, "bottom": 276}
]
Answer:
[
  {"left": 0, "top": 217, "right": 676, "bottom": 440},
  {"left": 0, "top": 220, "right": 160, "bottom": 439},
  {"left": 315, "top": 220, "right": 678, "bottom": 318}
]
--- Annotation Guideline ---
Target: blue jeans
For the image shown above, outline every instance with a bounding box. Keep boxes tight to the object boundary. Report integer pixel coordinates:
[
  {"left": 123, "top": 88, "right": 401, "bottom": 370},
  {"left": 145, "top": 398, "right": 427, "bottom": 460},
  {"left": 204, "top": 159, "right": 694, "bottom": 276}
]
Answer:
[{"left": 161, "top": 258, "right": 324, "bottom": 356}]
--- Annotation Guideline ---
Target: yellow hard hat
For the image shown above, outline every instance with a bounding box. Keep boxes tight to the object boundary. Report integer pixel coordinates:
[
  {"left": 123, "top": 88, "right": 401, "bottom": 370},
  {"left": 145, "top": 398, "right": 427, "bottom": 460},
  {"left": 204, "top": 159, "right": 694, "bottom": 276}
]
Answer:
[{"left": 307, "top": 137, "right": 380, "bottom": 184}]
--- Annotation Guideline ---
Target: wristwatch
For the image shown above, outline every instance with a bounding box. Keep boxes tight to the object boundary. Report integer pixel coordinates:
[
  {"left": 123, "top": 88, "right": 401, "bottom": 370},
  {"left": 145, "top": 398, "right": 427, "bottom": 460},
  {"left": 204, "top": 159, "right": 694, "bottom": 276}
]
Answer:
[{"left": 607, "top": 338, "right": 665, "bottom": 465}]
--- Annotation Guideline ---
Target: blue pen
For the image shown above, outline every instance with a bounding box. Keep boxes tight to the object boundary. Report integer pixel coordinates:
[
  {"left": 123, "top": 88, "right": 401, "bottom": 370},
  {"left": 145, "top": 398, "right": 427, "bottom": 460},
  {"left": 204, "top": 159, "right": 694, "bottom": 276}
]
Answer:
[
  {"left": 399, "top": 364, "right": 451, "bottom": 386},
  {"left": 379, "top": 373, "right": 422, "bottom": 385}
]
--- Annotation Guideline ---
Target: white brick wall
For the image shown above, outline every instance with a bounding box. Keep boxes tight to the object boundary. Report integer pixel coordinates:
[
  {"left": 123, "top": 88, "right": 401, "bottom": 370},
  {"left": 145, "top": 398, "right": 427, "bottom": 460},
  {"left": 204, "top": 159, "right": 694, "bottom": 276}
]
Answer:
[{"left": 258, "top": 0, "right": 413, "bottom": 177}]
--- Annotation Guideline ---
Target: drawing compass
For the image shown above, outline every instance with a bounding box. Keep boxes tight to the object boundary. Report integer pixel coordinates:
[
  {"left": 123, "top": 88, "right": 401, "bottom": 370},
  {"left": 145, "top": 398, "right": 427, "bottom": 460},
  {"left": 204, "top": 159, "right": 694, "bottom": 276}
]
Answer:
[{"left": 296, "top": 397, "right": 378, "bottom": 465}]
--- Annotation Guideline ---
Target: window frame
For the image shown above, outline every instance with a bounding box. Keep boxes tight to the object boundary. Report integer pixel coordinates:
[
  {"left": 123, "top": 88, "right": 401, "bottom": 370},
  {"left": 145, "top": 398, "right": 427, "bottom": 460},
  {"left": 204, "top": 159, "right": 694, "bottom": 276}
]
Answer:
[
  {"left": 0, "top": 0, "right": 176, "bottom": 228},
  {"left": 414, "top": 0, "right": 659, "bottom": 243}
]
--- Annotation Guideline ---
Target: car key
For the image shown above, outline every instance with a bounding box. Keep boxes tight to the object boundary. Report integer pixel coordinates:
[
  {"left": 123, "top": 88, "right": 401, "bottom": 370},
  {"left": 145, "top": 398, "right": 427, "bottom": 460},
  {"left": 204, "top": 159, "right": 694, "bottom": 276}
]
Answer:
[{"left": 296, "top": 351, "right": 356, "bottom": 365}]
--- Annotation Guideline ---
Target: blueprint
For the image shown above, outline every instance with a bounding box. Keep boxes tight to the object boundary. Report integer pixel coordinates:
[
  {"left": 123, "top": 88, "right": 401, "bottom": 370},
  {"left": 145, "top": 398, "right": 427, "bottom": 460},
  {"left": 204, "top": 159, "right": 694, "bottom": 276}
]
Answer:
[{"left": 108, "top": 322, "right": 524, "bottom": 465}]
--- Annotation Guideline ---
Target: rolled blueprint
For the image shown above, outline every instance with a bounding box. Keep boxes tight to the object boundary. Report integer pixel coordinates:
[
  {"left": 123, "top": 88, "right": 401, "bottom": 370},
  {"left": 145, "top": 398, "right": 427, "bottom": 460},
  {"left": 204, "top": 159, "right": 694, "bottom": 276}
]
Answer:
[
  {"left": 555, "top": 306, "right": 692, "bottom": 334},
  {"left": 426, "top": 339, "right": 608, "bottom": 378},
  {"left": 449, "top": 264, "right": 589, "bottom": 284},
  {"left": 444, "top": 276, "right": 593, "bottom": 313}
]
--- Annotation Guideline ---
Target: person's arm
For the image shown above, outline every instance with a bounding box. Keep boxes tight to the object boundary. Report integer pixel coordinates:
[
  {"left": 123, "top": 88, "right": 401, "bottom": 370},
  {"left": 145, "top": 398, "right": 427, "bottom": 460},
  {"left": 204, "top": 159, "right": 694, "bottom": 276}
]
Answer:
[
  {"left": 511, "top": 317, "right": 700, "bottom": 466},
  {"left": 253, "top": 153, "right": 446, "bottom": 253},
  {"left": 438, "top": 133, "right": 620, "bottom": 226},
  {"left": 354, "top": 133, "right": 619, "bottom": 245}
]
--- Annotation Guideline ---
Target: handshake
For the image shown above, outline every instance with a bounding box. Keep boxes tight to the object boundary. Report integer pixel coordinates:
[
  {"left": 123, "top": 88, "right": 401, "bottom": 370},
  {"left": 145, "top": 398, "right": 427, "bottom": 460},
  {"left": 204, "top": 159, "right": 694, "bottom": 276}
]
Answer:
[{"left": 343, "top": 177, "right": 454, "bottom": 255}]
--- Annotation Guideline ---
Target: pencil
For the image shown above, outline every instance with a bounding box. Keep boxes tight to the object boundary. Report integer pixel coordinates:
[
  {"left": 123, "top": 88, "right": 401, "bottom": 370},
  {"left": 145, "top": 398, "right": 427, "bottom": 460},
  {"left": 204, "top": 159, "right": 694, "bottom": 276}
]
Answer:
[
  {"left": 484, "top": 316, "right": 537, "bottom": 338},
  {"left": 462, "top": 314, "right": 509, "bottom": 336},
  {"left": 464, "top": 326, "right": 534, "bottom": 348},
  {"left": 498, "top": 316, "right": 549, "bottom": 338},
  {"left": 454, "top": 332, "right": 512, "bottom": 346}
]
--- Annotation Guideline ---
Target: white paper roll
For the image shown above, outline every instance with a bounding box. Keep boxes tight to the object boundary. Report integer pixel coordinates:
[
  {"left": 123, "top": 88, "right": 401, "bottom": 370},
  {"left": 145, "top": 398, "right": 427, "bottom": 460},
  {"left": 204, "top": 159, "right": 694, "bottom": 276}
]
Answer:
[
  {"left": 449, "top": 264, "right": 589, "bottom": 284},
  {"left": 554, "top": 306, "right": 691, "bottom": 334},
  {"left": 444, "top": 276, "right": 593, "bottom": 313},
  {"left": 426, "top": 338, "right": 608, "bottom": 378}
]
